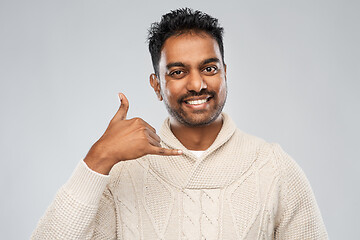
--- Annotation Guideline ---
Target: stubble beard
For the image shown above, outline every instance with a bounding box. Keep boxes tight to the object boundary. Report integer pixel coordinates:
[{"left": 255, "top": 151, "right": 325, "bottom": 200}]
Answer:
[{"left": 163, "top": 90, "right": 227, "bottom": 127}]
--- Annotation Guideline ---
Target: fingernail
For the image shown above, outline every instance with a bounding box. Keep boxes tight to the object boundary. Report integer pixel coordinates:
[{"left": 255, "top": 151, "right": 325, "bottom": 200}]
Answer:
[
  {"left": 118, "top": 93, "right": 122, "bottom": 101},
  {"left": 177, "top": 150, "right": 183, "bottom": 154}
]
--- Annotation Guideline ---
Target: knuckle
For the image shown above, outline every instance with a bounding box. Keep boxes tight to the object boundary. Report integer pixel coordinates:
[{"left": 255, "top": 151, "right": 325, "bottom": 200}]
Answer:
[
  {"left": 139, "top": 126, "right": 147, "bottom": 132},
  {"left": 136, "top": 127, "right": 148, "bottom": 136},
  {"left": 158, "top": 148, "right": 166, "bottom": 154},
  {"left": 133, "top": 117, "right": 142, "bottom": 123},
  {"left": 129, "top": 117, "right": 141, "bottom": 125},
  {"left": 139, "top": 135, "right": 148, "bottom": 141}
]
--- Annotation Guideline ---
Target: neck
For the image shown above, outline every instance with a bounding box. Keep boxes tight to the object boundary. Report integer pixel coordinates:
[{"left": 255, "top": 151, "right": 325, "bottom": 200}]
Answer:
[{"left": 169, "top": 115, "right": 223, "bottom": 151}]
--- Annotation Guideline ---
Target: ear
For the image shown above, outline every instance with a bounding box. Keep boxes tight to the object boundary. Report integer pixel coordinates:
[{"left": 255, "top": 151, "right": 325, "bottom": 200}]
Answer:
[
  {"left": 224, "top": 64, "right": 227, "bottom": 80},
  {"left": 149, "top": 73, "right": 163, "bottom": 101}
]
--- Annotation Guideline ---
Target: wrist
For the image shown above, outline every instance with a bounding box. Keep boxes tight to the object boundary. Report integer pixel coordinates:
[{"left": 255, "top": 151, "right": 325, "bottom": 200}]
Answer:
[
  {"left": 83, "top": 157, "right": 112, "bottom": 175},
  {"left": 84, "top": 144, "right": 117, "bottom": 175}
]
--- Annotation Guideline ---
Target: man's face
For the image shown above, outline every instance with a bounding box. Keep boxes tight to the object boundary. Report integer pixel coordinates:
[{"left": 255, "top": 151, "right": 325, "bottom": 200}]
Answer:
[{"left": 152, "top": 31, "right": 227, "bottom": 127}]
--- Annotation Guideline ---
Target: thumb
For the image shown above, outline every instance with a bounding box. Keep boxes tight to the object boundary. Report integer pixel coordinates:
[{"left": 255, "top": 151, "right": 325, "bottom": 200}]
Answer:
[{"left": 112, "top": 93, "right": 129, "bottom": 121}]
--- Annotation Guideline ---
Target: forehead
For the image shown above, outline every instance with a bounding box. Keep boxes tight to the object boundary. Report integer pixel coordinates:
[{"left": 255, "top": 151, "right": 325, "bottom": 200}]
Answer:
[{"left": 160, "top": 32, "right": 222, "bottom": 67}]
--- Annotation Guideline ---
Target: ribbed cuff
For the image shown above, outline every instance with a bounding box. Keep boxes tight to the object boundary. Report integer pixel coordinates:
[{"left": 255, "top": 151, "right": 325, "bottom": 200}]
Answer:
[{"left": 63, "top": 160, "right": 110, "bottom": 206}]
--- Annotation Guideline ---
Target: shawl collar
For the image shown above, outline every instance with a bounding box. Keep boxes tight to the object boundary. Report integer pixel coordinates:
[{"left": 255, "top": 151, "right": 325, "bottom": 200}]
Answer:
[{"left": 159, "top": 112, "right": 237, "bottom": 160}]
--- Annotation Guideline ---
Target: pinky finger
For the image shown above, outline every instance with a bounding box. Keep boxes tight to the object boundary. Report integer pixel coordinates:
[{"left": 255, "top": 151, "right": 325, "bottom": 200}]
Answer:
[{"left": 151, "top": 147, "right": 183, "bottom": 156}]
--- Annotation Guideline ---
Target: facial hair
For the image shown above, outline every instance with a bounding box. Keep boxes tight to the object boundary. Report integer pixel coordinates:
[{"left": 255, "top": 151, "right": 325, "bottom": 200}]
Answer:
[{"left": 162, "top": 88, "right": 227, "bottom": 127}]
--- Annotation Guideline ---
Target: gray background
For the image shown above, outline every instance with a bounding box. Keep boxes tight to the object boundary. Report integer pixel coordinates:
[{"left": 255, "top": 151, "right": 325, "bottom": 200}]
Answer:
[{"left": 1, "top": 0, "right": 359, "bottom": 239}]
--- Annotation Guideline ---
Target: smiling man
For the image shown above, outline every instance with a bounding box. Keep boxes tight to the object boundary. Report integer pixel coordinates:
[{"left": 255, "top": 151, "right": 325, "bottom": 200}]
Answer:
[
  {"left": 32, "top": 8, "right": 328, "bottom": 239},
  {"left": 151, "top": 30, "right": 227, "bottom": 151}
]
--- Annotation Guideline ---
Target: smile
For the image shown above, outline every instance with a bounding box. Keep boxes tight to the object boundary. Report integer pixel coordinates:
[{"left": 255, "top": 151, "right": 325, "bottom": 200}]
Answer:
[{"left": 185, "top": 98, "right": 208, "bottom": 105}]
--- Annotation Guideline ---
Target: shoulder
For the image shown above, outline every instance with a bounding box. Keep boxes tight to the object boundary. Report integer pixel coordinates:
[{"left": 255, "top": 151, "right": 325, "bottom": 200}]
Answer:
[
  {"left": 232, "top": 129, "right": 306, "bottom": 182},
  {"left": 232, "top": 129, "right": 278, "bottom": 163},
  {"left": 231, "top": 128, "right": 272, "bottom": 154},
  {"left": 234, "top": 129, "right": 303, "bottom": 176},
  {"left": 270, "top": 143, "right": 307, "bottom": 182}
]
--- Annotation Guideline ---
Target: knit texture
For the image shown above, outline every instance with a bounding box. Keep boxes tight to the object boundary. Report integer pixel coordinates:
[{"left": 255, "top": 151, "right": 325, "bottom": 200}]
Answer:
[{"left": 32, "top": 113, "right": 328, "bottom": 239}]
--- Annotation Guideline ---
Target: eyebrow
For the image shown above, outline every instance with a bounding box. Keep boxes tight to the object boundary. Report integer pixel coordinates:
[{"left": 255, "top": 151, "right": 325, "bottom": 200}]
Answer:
[
  {"left": 166, "top": 62, "right": 186, "bottom": 69},
  {"left": 201, "top": 57, "right": 220, "bottom": 65},
  {"left": 166, "top": 57, "right": 220, "bottom": 70}
]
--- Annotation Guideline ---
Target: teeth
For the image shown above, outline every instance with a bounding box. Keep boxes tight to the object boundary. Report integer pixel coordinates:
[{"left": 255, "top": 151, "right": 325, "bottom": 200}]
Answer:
[{"left": 186, "top": 99, "right": 207, "bottom": 105}]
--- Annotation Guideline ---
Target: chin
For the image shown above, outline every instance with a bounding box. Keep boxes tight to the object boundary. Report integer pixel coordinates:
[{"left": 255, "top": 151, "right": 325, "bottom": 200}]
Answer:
[{"left": 174, "top": 111, "right": 222, "bottom": 127}]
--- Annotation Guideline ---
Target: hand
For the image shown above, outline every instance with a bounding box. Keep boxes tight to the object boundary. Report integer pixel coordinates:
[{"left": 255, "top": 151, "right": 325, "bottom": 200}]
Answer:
[{"left": 84, "top": 93, "right": 182, "bottom": 175}]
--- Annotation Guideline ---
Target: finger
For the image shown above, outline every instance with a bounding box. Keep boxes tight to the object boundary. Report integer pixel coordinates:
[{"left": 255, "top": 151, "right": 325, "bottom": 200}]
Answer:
[
  {"left": 143, "top": 129, "right": 161, "bottom": 147},
  {"left": 138, "top": 118, "right": 156, "bottom": 133},
  {"left": 146, "top": 128, "right": 161, "bottom": 143},
  {"left": 149, "top": 146, "right": 183, "bottom": 156},
  {"left": 147, "top": 135, "right": 162, "bottom": 148},
  {"left": 112, "top": 93, "right": 129, "bottom": 122}
]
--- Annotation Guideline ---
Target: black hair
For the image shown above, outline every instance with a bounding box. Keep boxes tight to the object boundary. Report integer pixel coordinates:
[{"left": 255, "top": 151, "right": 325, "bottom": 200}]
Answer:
[{"left": 148, "top": 8, "right": 224, "bottom": 76}]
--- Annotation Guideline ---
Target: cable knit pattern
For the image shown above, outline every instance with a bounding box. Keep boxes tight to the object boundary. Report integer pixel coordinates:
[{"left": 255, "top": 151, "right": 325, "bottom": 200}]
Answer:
[
  {"left": 182, "top": 189, "right": 201, "bottom": 239},
  {"left": 200, "top": 189, "right": 221, "bottom": 240},
  {"left": 32, "top": 113, "right": 328, "bottom": 239},
  {"left": 144, "top": 171, "right": 175, "bottom": 238},
  {"left": 230, "top": 172, "right": 260, "bottom": 239},
  {"left": 116, "top": 166, "right": 140, "bottom": 239},
  {"left": 181, "top": 189, "right": 221, "bottom": 240}
]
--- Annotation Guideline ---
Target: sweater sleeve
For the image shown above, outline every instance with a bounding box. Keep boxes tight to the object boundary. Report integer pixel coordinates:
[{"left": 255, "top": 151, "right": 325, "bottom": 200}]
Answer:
[
  {"left": 273, "top": 144, "right": 328, "bottom": 240},
  {"left": 31, "top": 160, "right": 118, "bottom": 240}
]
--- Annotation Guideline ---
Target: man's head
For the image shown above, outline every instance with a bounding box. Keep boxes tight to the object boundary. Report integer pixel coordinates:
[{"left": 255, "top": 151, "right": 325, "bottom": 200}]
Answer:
[
  {"left": 148, "top": 8, "right": 227, "bottom": 127},
  {"left": 148, "top": 8, "right": 225, "bottom": 76}
]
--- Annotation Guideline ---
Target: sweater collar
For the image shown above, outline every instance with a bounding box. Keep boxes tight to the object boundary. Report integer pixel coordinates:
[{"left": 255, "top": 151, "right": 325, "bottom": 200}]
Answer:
[{"left": 159, "top": 112, "right": 236, "bottom": 159}]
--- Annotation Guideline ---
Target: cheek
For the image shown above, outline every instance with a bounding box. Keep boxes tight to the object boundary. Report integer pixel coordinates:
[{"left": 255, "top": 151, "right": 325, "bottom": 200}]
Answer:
[
  {"left": 219, "top": 80, "right": 227, "bottom": 95},
  {"left": 162, "top": 80, "right": 186, "bottom": 100},
  {"left": 210, "top": 78, "right": 227, "bottom": 98},
  {"left": 216, "top": 81, "right": 227, "bottom": 103}
]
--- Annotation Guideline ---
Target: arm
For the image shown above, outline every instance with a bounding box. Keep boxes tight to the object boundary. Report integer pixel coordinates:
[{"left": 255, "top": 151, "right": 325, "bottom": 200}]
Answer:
[
  {"left": 31, "top": 161, "right": 116, "bottom": 239},
  {"left": 31, "top": 93, "right": 182, "bottom": 239},
  {"left": 273, "top": 144, "right": 328, "bottom": 239}
]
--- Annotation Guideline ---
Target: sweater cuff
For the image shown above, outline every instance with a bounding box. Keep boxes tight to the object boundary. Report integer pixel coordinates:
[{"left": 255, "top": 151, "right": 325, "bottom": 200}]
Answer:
[{"left": 63, "top": 160, "right": 110, "bottom": 206}]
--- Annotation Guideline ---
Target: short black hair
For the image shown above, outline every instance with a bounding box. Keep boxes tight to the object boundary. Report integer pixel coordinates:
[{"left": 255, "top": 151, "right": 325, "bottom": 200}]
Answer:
[{"left": 148, "top": 8, "right": 224, "bottom": 76}]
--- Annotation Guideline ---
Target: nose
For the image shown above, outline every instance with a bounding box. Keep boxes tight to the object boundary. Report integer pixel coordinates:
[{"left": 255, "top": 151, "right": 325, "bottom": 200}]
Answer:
[{"left": 186, "top": 71, "right": 207, "bottom": 92}]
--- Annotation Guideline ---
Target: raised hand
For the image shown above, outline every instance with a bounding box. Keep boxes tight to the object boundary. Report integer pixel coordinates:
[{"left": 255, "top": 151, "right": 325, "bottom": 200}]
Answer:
[{"left": 84, "top": 93, "right": 182, "bottom": 175}]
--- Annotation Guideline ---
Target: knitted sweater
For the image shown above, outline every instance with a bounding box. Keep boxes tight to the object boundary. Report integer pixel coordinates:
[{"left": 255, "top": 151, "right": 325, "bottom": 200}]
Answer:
[{"left": 32, "top": 113, "right": 328, "bottom": 239}]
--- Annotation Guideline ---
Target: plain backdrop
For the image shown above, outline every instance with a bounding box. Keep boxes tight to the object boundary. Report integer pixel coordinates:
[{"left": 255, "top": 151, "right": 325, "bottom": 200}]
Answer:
[{"left": 1, "top": 0, "right": 359, "bottom": 239}]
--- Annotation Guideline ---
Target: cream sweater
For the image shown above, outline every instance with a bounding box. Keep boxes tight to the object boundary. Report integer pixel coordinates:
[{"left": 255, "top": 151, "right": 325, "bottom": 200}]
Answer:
[{"left": 32, "top": 113, "right": 328, "bottom": 239}]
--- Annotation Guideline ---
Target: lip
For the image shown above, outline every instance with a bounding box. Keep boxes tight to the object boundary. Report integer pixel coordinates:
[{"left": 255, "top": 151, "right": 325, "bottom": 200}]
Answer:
[
  {"left": 182, "top": 96, "right": 212, "bottom": 110},
  {"left": 183, "top": 95, "right": 212, "bottom": 103}
]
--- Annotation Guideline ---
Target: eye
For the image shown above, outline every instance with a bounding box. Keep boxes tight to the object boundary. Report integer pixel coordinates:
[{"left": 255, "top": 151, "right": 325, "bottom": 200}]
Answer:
[
  {"left": 202, "top": 66, "right": 218, "bottom": 75},
  {"left": 171, "top": 70, "right": 183, "bottom": 75},
  {"left": 168, "top": 69, "right": 186, "bottom": 79}
]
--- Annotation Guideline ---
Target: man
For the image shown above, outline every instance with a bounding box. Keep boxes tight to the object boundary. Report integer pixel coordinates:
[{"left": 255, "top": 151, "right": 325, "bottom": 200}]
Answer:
[{"left": 32, "top": 8, "right": 328, "bottom": 239}]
